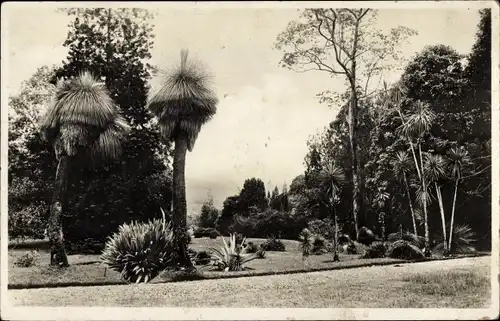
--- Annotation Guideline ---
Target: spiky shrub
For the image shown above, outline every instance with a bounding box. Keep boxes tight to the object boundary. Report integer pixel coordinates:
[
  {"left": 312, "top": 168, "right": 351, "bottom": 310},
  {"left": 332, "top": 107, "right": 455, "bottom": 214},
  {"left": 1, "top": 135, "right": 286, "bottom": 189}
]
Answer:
[
  {"left": 261, "top": 235, "right": 286, "bottom": 252},
  {"left": 387, "top": 231, "right": 425, "bottom": 249},
  {"left": 209, "top": 233, "right": 256, "bottom": 271},
  {"left": 434, "top": 224, "right": 477, "bottom": 255},
  {"left": 386, "top": 240, "right": 425, "bottom": 260},
  {"left": 256, "top": 246, "right": 267, "bottom": 259},
  {"left": 362, "top": 241, "right": 388, "bottom": 259},
  {"left": 100, "top": 219, "right": 174, "bottom": 283},
  {"left": 298, "top": 228, "right": 313, "bottom": 257},
  {"left": 193, "top": 227, "right": 220, "bottom": 239},
  {"left": 14, "top": 250, "right": 41, "bottom": 268}
]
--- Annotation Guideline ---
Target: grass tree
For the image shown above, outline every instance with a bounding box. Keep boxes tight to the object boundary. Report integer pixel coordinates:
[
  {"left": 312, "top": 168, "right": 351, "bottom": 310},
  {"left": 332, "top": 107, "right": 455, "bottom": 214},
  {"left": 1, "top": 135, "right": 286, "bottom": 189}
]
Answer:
[
  {"left": 41, "top": 72, "right": 129, "bottom": 267},
  {"left": 148, "top": 49, "right": 218, "bottom": 269},
  {"left": 392, "top": 151, "right": 418, "bottom": 235},
  {"left": 425, "top": 153, "right": 449, "bottom": 255},
  {"left": 315, "top": 162, "right": 346, "bottom": 262},
  {"left": 400, "top": 101, "right": 436, "bottom": 257},
  {"left": 447, "top": 147, "right": 471, "bottom": 252}
]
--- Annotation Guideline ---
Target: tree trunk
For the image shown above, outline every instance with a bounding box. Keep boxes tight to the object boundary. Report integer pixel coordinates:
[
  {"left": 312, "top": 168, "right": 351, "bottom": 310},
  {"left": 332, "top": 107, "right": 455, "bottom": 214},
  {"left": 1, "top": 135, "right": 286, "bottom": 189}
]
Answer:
[
  {"left": 419, "top": 144, "right": 431, "bottom": 257},
  {"left": 172, "top": 134, "right": 194, "bottom": 269},
  {"left": 448, "top": 178, "right": 459, "bottom": 252},
  {"left": 333, "top": 206, "right": 339, "bottom": 262},
  {"left": 435, "top": 182, "right": 448, "bottom": 254},
  {"left": 348, "top": 92, "right": 360, "bottom": 239},
  {"left": 403, "top": 172, "right": 418, "bottom": 235},
  {"left": 48, "top": 154, "right": 70, "bottom": 267}
]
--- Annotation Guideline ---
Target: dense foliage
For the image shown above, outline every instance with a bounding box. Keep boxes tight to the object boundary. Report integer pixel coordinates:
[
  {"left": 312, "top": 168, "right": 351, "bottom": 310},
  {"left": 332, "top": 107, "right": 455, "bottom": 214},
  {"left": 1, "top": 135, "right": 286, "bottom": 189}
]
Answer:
[{"left": 6, "top": 9, "right": 174, "bottom": 252}]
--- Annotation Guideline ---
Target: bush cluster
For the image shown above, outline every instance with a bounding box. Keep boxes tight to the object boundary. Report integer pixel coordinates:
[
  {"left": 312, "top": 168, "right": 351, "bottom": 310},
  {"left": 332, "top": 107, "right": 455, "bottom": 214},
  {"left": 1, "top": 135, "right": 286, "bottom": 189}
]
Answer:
[
  {"left": 193, "top": 227, "right": 220, "bottom": 239},
  {"left": 260, "top": 235, "right": 286, "bottom": 252}
]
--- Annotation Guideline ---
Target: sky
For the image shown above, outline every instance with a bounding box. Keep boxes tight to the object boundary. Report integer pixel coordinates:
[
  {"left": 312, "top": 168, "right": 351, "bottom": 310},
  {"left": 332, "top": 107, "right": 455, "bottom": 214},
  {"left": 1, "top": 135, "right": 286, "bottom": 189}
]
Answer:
[{"left": 3, "top": 3, "right": 483, "bottom": 215}]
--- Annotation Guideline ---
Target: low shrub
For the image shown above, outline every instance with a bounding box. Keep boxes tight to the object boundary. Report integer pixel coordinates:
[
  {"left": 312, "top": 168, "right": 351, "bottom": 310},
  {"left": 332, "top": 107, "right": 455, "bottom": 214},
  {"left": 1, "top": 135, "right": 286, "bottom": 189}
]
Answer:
[
  {"left": 386, "top": 240, "right": 425, "bottom": 260},
  {"left": 13, "top": 250, "right": 41, "bottom": 268},
  {"left": 388, "top": 231, "right": 425, "bottom": 249},
  {"left": 357, "top": 226, "right": 376, "bottom": 246},
  {"left": 312, "top": 235, "right": 327, "bottom": 254},
  {"left": 194, "top": 250, "right": 212, "bottom": 266},
  {"left": 210, "top": 233, "right": 256, "bottom": 271},
  {"left": 346, "top": 241, "right": 359, "bottom": 254},
  {"left": 193, "top": 227, "right": 220, "bottom": 239},
  {"left": 100, "top": 219, "right": 175, "bottom": 283},
  {"left": 261, "top": 235, "right": 286, "bottom": 252},
  {"left": 245, "top": 241, "right": 259, "bottom": 253},
  {"left": 362, "top": 241, "right": 388, "bottom": 259}
]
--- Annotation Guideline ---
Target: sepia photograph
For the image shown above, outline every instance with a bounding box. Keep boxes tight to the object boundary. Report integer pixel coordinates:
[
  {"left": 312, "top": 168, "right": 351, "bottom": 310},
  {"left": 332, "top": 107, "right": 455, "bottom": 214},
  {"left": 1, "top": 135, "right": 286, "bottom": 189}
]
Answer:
[{"left": 1, "top": 1, "right": 498, "bottom": 320}]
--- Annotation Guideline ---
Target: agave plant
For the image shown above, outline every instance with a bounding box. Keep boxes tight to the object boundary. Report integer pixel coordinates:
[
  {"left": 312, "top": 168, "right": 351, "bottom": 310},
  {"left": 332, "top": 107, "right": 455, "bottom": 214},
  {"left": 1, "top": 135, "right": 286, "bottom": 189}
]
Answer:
[
  {"left": 100, "top": 219, "right": 174, "bottom": 283},
  {"left": 209, "top": 233, "right": 256, "bottom": 271}
]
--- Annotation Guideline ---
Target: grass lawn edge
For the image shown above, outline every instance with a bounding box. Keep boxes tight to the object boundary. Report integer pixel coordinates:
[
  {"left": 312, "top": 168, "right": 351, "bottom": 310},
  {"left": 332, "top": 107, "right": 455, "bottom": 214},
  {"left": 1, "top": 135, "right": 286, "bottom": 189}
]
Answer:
[{"left": 8, "top": 252, "right": 490, "bottom": 290}]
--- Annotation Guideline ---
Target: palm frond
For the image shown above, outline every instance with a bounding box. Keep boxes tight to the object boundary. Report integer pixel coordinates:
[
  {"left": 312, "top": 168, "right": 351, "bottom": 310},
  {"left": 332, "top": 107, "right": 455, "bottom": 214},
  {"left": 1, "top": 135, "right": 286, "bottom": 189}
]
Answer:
[
  {"left": 399, "top": 101, "right": 435, "bottom": 139},
  {"left": 148, "top": 49, "right": 218, "bottom": 148},
  {"left": 392, "top": 150, "right": 412, "bottom": 179},
  {"left": 424, "top": 153, "right": 448, "bottom": 183},
  {"left": 86, "top": 114, "right": 130, "bottom": 163},
  {"left": 313, "top": 162, "right": 346, "bottom": 198},
  {"left": 42, "top": 72, "right": 118, "bottom": 137},
  {"left": 448, "top": 147, "right": 471, "bottom": 180}
]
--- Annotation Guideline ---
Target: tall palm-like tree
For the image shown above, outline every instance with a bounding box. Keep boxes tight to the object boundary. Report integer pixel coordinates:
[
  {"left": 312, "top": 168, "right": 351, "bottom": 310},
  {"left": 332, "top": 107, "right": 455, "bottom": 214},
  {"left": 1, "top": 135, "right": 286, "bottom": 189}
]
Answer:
[
  {"left": 148, "top": 49, "right": 218, "bottom": 268},
  {"left": 400, "top": 101, "right": 435, "bottom": 257},
  {"left": 41, "top": 72, "right": 129, "bottom": 267},
  {"left": 425, "top": 153, "right": 449, "bottom": 254},
  {"left": 315, "top": 162, "right": 346, "bottom": 262},
  {"left": 447, "top": 147, "right": 471, "bottom": 251},
  {"left": 392, "top": 151, "right": 418, "bottom": 235}
]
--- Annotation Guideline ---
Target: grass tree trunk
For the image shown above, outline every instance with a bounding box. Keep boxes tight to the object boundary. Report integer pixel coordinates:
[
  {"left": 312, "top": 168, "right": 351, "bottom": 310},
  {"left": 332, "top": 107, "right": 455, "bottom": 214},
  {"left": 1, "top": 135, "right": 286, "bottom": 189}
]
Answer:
[
  {"left": 435, "top": 182, "right": 448, "bottom": 255},
  {"left": 448, "top": 178, "right": 459, "bottom": 252},
  {"left": 172, "top": 134, "right": 194, "bottom": 269},
  {"left": 48, "top": 154, "right": 70, "bottom": 267},
  {"left": 403, "top": 172, "right": 418, "bottom": 235}
]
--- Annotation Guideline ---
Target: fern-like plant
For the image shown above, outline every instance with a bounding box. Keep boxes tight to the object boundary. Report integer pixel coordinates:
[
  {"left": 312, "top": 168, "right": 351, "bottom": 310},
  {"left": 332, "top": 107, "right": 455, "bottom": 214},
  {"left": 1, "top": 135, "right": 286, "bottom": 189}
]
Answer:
[
  {"left": 100, "top": 219, "right": 174, "bottom": 283},
  {"left": 209, "top": 233, "right": 256, "bottom": 271},
  {"left": 434, "top": 224, "right": 476, "bottom": 255}
]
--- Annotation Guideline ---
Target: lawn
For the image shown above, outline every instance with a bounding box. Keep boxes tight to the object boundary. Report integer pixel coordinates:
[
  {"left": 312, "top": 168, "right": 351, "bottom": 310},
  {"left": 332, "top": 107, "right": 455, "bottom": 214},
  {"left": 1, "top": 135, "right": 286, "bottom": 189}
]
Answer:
[
  {"left": 9, "top": 256, "right": 491, "bottom": 308},
  {"left": 8, "top": 237, "right": 488, "bottom": 289},
  {"left": 8, "top": 237, "right": 401, "bottom": 288}
]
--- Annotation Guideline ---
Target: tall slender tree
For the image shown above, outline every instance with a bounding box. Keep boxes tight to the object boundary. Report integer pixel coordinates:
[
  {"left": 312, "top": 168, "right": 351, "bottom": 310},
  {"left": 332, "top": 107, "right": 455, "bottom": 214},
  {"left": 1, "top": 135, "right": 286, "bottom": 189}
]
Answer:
[
  {"left": 400, "top": 101, "right": 436, "bottom": 257},
  {"left": 148, "top": 50, "right": 218, "bottom": 268},
  {"left": 41, "top": 72, "right": 129, "bottom": 266},
  {"left": 275, "top": 9, "right": 416, "bottom": 238},
  {"left": 314, "top": 162, "right": 346, "bottom": 261},
  {"left": 392, "top": 151, "right": 418, "bottom": 235},
  {"left": 424, "top": 153, "right": 449, "bottom": 254},
  {"left": 447, "top": 147, "right": 471, "bottom": 251}
]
